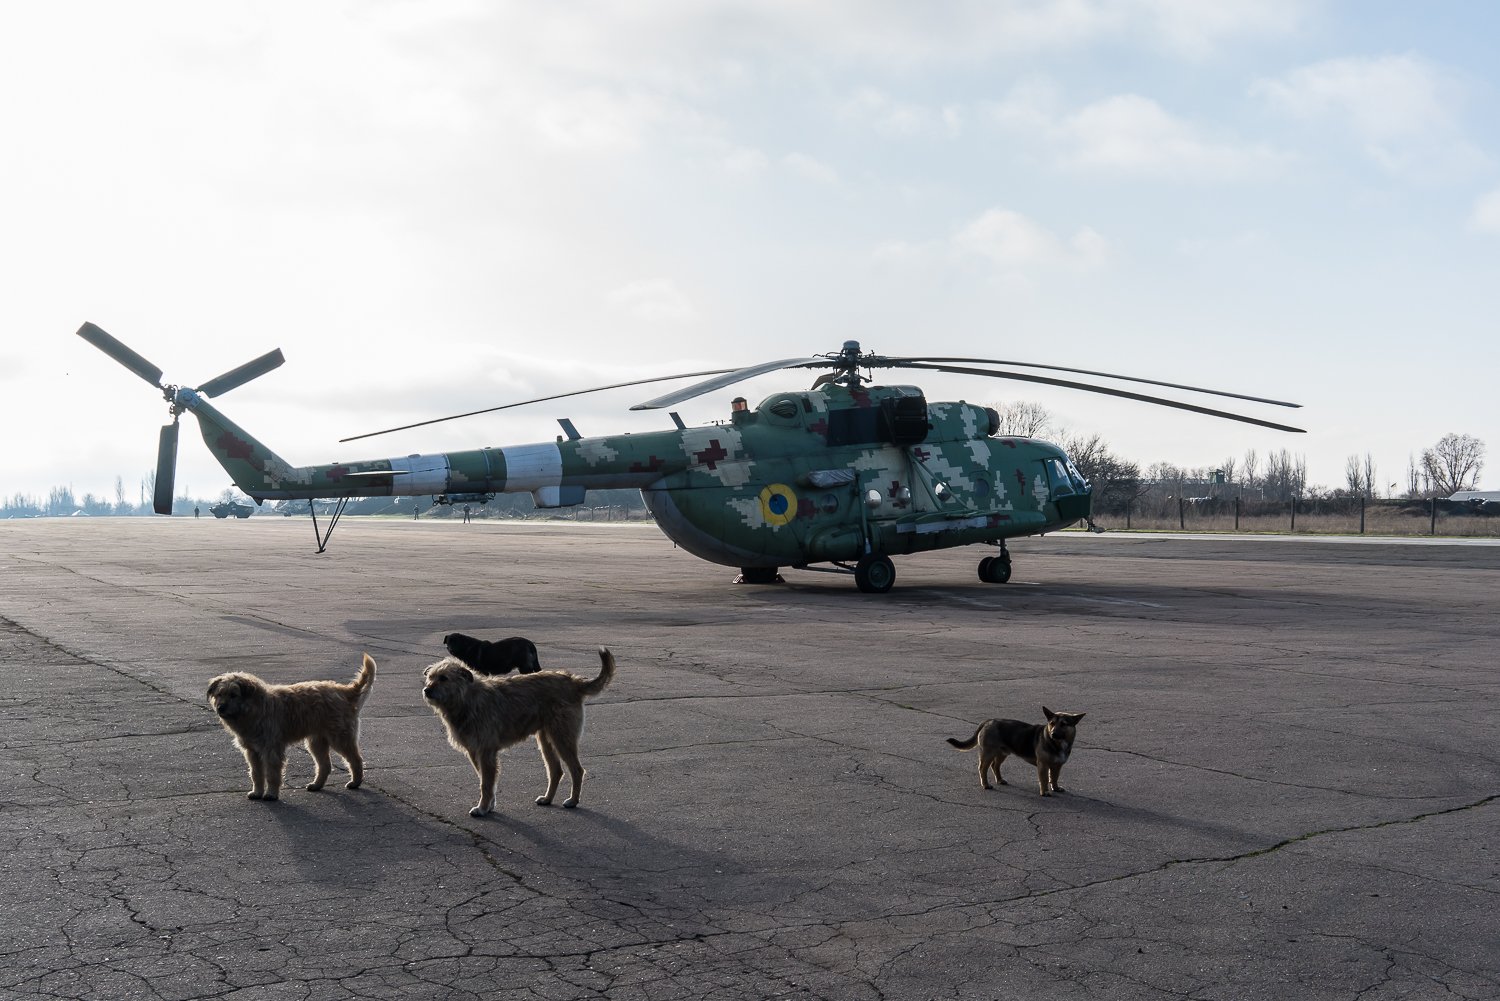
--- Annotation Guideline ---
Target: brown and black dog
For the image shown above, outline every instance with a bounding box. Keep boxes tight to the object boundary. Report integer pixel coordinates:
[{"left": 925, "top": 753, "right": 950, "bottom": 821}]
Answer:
[{"left": 947, "top": 707, "right": 1086, "bottom": 796}]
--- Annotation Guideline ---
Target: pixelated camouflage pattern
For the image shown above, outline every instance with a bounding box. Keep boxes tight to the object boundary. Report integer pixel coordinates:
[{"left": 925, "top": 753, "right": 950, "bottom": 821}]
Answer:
[{"left": 183, "top": 382, "right": 1091, "bottom": 568}]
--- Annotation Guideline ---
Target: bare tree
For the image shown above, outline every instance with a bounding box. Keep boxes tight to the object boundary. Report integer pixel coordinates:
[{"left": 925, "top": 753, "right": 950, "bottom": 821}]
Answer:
[
  {"left": 1362, "top": 453, "right": 1376, "bottom": 499},
  {"left": 991, "top": 400, "right": 1055, "bottom": 438},
  {"left": 1061, "top": 431, "right": 1142, "bottom": 513},
  {"left": 1262, "top": 449, "right": 1307, "bottom": 501},
  {"left": 1344, "top": 454, "right": 1366, "bottom": 496},
  {"left": 1242, "top": 449, "right": 1259, "bottom": 488},
  {"left": 1405, "top": 454, "right": 1427, "bottom": 498},
  {"left": 1421, "top": 433, "right": 1486, "bottom": 496},
  {"left": 1219, "top": 456, "right": 1238, "bottom": 487}
]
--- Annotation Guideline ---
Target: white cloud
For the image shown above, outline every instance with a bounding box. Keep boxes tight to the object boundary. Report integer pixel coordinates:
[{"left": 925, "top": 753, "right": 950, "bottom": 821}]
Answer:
[
  {"left": 1131, "top": 0, "right": 1311, "bottom": 59},
  {"left": 723, "top": 146, "right": 771, "bottom": 176},
  {"left": 1252, "top": 55, "right": 1487, "bottom": 175},
  {"left": 952, "top": 209, "right": 1107, "bottom": 270},
  {"left": 878, "top": 208, "right": 1107, "bottom": 276},
  {"left": 605, "top": 279, "right": 698, "bottom": 322},
  {"left": 1471, "top": 189, "right": 1500, "bottom": 235},
  {"left": 838, "top": 88, "right": 963, "bottom": 139},
  {"left": 1058, "top": 94, "right": 1288, "bottom": 178},
  {"left": 782, "top": 152, "right": 839, "bottom": 184},
  {"left": 532, "top": 89, "right": 678, "bottom": 152},
  {"left": 986, "top": 87, "right": 1289, "bottom": 181}
]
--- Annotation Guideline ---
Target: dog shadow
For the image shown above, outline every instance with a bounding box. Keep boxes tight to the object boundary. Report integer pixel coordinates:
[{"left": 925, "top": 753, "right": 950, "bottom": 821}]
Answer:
[
  {"left": 1023, "top": 788, "right": 1265, "bottom": 845},
  {"left": 463, "top": 802, "right": 752, "bottom": 887}
]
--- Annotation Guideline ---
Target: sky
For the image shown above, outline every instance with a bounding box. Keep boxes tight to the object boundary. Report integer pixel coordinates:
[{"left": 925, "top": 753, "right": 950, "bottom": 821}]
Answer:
[{"left": 5, "top": 0, "right": 1499, "bottom": 505}]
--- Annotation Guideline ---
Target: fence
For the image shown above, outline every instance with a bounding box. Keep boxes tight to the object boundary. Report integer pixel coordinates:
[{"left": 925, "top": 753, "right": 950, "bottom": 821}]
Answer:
[{"left": 1095, "top": 496, "right": 1500, "bottom": 537}]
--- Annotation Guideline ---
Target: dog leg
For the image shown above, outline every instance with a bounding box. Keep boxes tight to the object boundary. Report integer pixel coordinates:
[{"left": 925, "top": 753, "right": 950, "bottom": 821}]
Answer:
[
  {"left": 535, "top": 733, "right": 563, "bottom": 806},
  {"left": 466, "top": 747, "right": 498, "bottom": 817},
  {"left": 1049, "top": 764, "right": 1065, "bottom": 794},
  {"left": 306, "top": 736, "right": 332, "bottom": 791},
  {"left": 1036, "top": 761, "right": 1051, "bottom": 797},
  {"left": 335, "top": 738, "right": 364, "bottom": 790},
  {"left": 244, "top": 748, "right": 267, "bottom": 800},
  {"left": 554, "top": 736, "right": 586, "bottom": 809},
  {"left": 262, "top": 748, "right": 286, "bottom": 801},
  {"left": 976, "top": 755, "right": 992, "bottom": 790}
]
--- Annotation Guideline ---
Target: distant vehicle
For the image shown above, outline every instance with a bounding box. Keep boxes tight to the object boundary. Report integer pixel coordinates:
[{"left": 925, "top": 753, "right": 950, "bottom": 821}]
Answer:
[
  {"left": 210, "top": 501, "right": 254, "bottom": 519},
  {"left": 1447, "top": 490, "right": 1500, "bottom": 506}
]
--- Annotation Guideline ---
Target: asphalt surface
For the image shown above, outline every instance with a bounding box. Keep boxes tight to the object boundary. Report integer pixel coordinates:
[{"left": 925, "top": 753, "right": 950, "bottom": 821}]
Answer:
[{"left": 1, "top": 517, "right": 1497, "bottom": 1001}]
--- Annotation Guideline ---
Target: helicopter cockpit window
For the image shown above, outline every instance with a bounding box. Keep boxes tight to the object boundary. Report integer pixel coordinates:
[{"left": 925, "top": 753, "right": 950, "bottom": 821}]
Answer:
[
  {"left": 1043, "top": 458, "right": 1078, "bottom": 498},
  {"left": 1065, "top": 458, "right": 1089, "bottom": 491}
]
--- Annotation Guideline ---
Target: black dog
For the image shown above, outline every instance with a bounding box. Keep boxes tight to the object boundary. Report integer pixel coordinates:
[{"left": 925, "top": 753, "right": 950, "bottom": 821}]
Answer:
[{"left": 442, "top": 632, "right": 542, "bottom": 676}]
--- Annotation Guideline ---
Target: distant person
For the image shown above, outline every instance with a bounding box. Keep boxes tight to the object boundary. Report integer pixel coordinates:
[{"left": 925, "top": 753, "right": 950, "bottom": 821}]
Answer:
[
  {"left": 414, "top": 504, "right": 420, "bottom": 520},
  {"left": 194, "top": 506, "right": 200, "bottom": 518},
  {"left": 463, "top": 504, "right": 471, "bottom": 523}
]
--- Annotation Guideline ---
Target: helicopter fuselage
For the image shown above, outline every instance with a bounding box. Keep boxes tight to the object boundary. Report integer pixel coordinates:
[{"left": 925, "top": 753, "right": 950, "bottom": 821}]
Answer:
[{"left": 185, "top": 381, "right": 1092, "bottom": 568}]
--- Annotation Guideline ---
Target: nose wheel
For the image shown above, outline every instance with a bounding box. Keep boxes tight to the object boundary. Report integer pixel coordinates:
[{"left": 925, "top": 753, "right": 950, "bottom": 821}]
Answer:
[
  {"left": 855, "top": 555, "right": 895, "bottom": 593},
  {"left": 978, "top": 550, "right": 1013, "bottom": 584}
]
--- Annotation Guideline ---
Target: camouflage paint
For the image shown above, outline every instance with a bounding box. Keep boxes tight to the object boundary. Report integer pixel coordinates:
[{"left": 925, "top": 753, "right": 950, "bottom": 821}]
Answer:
[{"left": 179, "top": 381, "right": 1091, "bottom": 569}]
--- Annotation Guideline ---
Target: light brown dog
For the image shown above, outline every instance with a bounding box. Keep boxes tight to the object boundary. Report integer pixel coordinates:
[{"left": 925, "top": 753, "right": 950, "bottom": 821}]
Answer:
[
  {"left": 422, "top": 648, "right": 615, "bottom": 817},
  {"left": 947, "top": 707, "right": 1086, "bottom": 796},
  {"left": 206, "top": 654, "right": 376, "bottom": 801}
]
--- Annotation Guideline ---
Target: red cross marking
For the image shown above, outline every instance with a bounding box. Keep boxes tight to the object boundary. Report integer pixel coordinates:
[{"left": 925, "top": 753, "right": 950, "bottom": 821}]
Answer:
[{"left": 694, "top": 439, "right": 729, "bottom": 469}]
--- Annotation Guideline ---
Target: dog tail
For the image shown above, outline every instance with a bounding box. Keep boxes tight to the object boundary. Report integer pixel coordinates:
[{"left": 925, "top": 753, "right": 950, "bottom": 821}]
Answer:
[
  {"left": 348, "top": 653, "right": 377, "bottom": 708},
  {"left": 578, "top": 648, "right": 615, "bottom": 697},
  {"left": 946, "top": 724, "right": 982, "bottom": 750}
]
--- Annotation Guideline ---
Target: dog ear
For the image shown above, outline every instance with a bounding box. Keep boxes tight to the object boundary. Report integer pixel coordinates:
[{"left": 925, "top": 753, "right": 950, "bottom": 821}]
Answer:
[
  {"left": 1042, "top": 706, "right": 1055, "bottom": 720},
  {"left": 1071, "top": 712, "right": 1086, "bottom": 721},
  {"left": 207, "top": 677, "right": 223, "bottom": 698}
]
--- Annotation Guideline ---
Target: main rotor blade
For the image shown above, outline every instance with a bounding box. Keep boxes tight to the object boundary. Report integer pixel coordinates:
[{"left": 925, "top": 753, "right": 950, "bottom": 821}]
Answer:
[
  {"left": 891, "top": 356, "right": 1301, "bottom": 409},
  {"left": 339, "top": 368, "right": 741, "bottom": 443},
  {"left": 154, "top": 423, "right": 179, "bottom": 515},
  {"left": 903, "top": 362, "right": 1306, "bottom": 433},
  {"left": 630, "top": 357, "right": 824, "bottom": 410},
  {"left": 196, "top": 348, "right": 286, "bottom": 398},
  {"left": 77, "top": 321, "right": 164, "bottom": 388}
]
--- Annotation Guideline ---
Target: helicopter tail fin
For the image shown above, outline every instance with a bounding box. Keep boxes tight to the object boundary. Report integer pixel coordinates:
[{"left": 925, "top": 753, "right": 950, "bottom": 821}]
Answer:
[{"left": 182, "top": 392, "right": 300, "bottom": 501}]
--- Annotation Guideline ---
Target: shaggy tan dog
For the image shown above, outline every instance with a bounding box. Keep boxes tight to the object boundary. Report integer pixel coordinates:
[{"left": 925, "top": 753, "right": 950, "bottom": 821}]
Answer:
[
  {"left": 207, "top": 654, "right": 376, "bottom": 800},
  {"left": 422, "top": 648, "right": 615, "bottom": 817}
]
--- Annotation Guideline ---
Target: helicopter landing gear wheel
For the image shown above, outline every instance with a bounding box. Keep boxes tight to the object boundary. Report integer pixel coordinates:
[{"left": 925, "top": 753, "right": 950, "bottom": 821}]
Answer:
[
  {"left": 736, "top": 566, "right": 783, "bottom": 584},
  {"left": 978, "top": 555, "right": 1012, "bottom": 584},
  {"left": 855, "top": 555, "right": 895, "bottom": 594}
]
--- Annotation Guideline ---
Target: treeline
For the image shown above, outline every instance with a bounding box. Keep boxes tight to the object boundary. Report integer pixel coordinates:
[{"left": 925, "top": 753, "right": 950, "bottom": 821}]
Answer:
[{"left": 6, "top": 416, "right": 1486, "bottom": 521}]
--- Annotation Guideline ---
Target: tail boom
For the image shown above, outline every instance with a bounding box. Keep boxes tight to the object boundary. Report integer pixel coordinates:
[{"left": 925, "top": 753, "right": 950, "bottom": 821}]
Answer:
[{"left": 180, "top": 391, "right": 686, "bottom": 507}]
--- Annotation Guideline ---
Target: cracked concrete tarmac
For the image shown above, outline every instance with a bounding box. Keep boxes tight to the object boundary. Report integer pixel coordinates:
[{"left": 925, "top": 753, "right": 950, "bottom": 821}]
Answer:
[{"left": 1, "top": 518, "right": 1496, "bottom": 1000}]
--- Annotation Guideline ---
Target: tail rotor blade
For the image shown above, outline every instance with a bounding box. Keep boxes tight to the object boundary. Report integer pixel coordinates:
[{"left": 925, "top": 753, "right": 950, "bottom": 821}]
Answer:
[
  {"left": 77, "top": 322, "right": 165, "bottom": 388},
  {"left": 196, "top": 348, "right": 286, "bottom": 398},
  {"left": 154, "top": 423, "right": 179, "bottom": 515}
]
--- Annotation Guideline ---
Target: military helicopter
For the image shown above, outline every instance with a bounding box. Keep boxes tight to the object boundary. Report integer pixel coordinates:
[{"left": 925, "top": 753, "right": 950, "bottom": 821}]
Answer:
[{"left": 76, "top": 322, "right": 1303, "bottom": 593}]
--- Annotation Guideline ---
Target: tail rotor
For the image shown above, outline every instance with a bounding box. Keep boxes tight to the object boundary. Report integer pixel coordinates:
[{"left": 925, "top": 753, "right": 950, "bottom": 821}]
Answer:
[
  {"left": 75, "top": 322, "right": 284, "bottom": 515},
  {"left": 154, "top": 423, "right": 179, "bottom": 515}
]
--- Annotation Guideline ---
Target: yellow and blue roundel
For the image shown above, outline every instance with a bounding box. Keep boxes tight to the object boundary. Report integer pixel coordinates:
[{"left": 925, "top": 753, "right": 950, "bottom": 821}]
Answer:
[{"left": 759, "top": 483, "right": 798, "bottom": 526}]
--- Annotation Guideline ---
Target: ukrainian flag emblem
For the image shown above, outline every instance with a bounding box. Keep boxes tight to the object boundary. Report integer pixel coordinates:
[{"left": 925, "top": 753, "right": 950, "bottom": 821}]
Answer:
[{"left": 759, "top": 483, "right": 798, "bottom": 526}]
